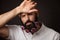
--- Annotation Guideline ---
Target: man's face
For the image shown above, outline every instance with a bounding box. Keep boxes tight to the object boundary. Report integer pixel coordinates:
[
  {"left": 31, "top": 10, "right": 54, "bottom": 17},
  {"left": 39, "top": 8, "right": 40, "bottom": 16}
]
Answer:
[
  {"left": 19, "top": 12, "right": 39, "bottom": 33},
  {"left": 20, "top": 12, "right": 36, "bottom": 26}
]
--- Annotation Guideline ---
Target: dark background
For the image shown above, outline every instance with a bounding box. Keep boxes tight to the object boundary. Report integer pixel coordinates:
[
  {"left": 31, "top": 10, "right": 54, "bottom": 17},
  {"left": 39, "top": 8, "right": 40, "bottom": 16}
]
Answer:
[{"left": 0, "top": 0, "right": 60, "bottom": 40}]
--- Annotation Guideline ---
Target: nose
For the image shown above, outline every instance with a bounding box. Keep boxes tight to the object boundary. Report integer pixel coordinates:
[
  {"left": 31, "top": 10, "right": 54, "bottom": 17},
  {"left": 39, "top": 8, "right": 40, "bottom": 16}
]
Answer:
[{"left": 26, "top": 15, "right": 29, "bottom": 21}]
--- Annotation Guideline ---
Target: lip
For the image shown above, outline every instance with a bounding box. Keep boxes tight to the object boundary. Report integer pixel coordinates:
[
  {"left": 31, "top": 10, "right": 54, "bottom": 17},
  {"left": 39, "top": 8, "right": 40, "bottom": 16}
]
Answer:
[{"left": 26, "top": 22, "right": 31, "bottom": 25}]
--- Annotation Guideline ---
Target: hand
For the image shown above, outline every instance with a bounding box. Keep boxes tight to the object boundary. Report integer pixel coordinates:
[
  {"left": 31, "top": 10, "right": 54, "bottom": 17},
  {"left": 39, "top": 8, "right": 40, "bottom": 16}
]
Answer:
[{"left": 16, "top": 0, "right": 38, "bottom": 14}]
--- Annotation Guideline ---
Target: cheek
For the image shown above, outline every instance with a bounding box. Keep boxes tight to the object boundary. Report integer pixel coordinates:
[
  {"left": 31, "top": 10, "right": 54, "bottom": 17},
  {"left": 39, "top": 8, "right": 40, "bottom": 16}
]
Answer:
[
  {"left": 29, "top": 15, "right": 35, "bottom": 22},
  {"left": 21, "top": 17, "right": 27, "bottom": 24}
]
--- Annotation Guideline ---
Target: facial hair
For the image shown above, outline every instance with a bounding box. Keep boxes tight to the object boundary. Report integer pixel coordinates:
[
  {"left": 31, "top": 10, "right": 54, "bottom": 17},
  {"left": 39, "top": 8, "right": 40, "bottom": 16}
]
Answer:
[{"left": 23, "top": 20, "right": 37, "bottom": 34}]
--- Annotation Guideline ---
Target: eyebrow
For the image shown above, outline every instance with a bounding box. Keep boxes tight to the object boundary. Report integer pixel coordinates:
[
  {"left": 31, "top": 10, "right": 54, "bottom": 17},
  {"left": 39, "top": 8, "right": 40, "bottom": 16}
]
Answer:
[
  {"left": 20, "top": 12, "right": 37, "bottom": 15},
  {"left": 19, "top": 12, "right": 24, "bottom": 15}
]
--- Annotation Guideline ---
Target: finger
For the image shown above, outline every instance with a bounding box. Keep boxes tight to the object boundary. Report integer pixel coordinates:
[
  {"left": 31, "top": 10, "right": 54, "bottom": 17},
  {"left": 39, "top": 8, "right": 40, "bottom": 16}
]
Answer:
[
  {"left": 26, "top": 0, "right": 31, "bottom": 1},
  {"left": 28, "top": 9, "right": 38, "bottom": 13},
  {"left": 24, "top": 0, "right": 31, "bottom": 2},
  {"left": 26, "top": 0, "right": 31, "bottom": 4},
  {"left": 29, "top": 3, "right": 37, "bottom": 9},
  {"left": 33, "top": 2, "right": 37, "bottom": 6},
  {"left": 24, "top": 0, "right": 27, "bottom": 1},
  {"left": 30, "top": 1, "right": 34, "bottom": 4},
  {"left": 28, "top": 1, "right": 35, "bottom": 5},
  {"left": 20, "top": 0, "right": 28, "bottom": 7},
  {"left": 28, "top": 0, "right": 31, "bottom": 2}
]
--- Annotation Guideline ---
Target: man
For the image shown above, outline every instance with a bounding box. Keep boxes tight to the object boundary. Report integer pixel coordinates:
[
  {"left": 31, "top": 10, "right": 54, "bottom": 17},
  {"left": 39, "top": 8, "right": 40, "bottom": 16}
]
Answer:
[{"left": 0, "top": 0, "right": 60, "bottom": 40}]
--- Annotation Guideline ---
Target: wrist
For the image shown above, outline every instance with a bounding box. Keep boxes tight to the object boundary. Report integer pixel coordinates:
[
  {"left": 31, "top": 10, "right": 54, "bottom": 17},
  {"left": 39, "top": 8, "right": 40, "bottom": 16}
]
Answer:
[{"left": 15, "top": 6, "right": 22, "bottom": 15}]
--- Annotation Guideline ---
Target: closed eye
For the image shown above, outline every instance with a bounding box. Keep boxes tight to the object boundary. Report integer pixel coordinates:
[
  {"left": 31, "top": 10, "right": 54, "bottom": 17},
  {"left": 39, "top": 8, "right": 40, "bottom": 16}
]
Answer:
[
  {"left": 21, "top": 15, "right": 25, "bottom": 17},
  {"left": 28, "top": 13, "right": 33, "bottom": 15}
]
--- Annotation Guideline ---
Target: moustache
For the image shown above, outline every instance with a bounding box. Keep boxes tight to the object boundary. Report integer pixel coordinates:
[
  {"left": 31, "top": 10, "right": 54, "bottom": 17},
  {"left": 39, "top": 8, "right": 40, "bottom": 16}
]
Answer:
[{"left": 25, "top": 20, "right": 33, "bottom": 25}]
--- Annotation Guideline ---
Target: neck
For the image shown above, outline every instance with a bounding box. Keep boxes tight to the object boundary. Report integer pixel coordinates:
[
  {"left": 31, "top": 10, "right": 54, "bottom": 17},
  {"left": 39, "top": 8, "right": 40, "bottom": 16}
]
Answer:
[{"left": 31, "top": 22, "right": 42, "bottom": 34}]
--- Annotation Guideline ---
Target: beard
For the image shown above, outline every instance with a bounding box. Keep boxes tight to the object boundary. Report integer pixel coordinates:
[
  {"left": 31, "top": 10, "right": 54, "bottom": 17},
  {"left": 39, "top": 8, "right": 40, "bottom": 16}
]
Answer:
[{"left": 22, "top": 20, "right": 37, "bottom": 33}]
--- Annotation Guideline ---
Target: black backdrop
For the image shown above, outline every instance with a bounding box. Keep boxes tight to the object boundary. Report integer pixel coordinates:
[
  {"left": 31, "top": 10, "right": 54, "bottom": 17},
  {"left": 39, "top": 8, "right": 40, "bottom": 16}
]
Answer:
[
  {"left": 0, "top": 0, "right": 60, "bottom": 39},
  {"left": 0, "top": 0, "right": 60, "bottom": 32}
]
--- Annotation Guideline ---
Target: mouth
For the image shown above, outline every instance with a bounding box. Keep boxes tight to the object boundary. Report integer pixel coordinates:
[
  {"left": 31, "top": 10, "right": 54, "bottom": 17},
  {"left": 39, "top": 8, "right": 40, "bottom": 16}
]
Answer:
[{"left": 26, "top": 22, "right": 32, "bottom": 26}]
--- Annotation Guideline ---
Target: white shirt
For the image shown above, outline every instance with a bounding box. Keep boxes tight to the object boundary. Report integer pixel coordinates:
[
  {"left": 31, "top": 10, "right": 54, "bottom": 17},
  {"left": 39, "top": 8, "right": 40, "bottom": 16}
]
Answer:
[{"left": 6, "top": 24, "right": 60, "bottom": 40}]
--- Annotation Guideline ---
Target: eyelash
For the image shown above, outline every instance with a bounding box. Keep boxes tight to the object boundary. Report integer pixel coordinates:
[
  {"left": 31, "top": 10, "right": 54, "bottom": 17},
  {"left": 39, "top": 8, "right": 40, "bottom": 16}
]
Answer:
[
  {"left": 22, "top": 15, "right": 25, "bottom": 17},
  {"left": 21, "top": 13, "right": 34, "bottom": 17}
]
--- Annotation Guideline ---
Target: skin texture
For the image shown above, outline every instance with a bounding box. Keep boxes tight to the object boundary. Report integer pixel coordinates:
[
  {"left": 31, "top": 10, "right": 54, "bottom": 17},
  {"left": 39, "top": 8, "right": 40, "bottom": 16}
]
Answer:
[
  {"left": 19, "top": 12, "right": 41, "bottom": 34},
  {"left": 0, "top": 0, "right": 37, "bottom": 27},
  {"left": 20, "top": 13, "right": 36, "bottom": 25},
  {"left": 0, "top": 0, "right": 38, "bottom": 38}
]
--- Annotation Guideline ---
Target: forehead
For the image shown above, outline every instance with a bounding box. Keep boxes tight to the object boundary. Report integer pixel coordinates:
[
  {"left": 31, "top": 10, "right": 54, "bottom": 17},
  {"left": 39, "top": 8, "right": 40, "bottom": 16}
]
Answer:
[{"left": 20, "top": 12, "right": 36, "bottom": 15}]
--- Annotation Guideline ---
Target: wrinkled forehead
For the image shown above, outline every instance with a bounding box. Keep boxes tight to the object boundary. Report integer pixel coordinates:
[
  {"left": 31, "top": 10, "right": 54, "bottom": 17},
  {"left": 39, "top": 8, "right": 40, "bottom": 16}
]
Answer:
[{"left": 20, "top": 12, "right": 37, "bottom": 16}]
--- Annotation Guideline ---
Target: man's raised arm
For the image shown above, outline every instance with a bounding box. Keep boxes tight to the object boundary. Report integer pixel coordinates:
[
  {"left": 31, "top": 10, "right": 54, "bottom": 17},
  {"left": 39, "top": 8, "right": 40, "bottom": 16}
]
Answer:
[
  {"left": 0, "top": 0, "right": 38, "bottom": 38},
  {"left": 0, "top": 0, "right": 37, "bottom": 27}
]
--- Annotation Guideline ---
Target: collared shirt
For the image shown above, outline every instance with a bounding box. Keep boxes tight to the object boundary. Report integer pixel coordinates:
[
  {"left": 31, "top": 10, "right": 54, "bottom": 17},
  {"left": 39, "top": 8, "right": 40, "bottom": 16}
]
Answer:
[{"left": 6, "top": 24, "right": 60, "bottom": 40}]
